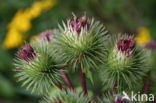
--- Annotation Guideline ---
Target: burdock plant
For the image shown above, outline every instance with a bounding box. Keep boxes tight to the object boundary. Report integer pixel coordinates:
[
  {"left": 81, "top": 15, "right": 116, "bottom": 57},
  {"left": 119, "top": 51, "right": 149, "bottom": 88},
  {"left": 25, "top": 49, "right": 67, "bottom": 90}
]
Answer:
[{"left": 14, "top": 15, "right": 150, "bottom": 103}]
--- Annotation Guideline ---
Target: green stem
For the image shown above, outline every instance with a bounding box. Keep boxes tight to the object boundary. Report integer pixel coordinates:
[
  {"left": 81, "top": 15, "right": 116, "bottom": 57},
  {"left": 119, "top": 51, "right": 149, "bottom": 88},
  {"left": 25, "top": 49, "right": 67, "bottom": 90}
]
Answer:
[
  {"left": 60, "top": 69, "right": 74, "bottom": 91},
  {"left": 55, "top": 83, "right": 63, "bottom": 90},
  {"left": 112, "top": 81, "right": 118, "bottom": 95},
  {"left": 79, "top": 69, "right": 88, "bottom": 95},
  {"left": 143, "top": 77, "right": 152, "bottom": 94}
]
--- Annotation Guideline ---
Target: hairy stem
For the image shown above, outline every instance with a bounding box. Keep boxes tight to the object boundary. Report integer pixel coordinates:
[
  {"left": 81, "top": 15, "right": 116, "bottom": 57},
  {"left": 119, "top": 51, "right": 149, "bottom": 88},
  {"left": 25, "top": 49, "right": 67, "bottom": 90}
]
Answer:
[
  {"left": 79, "top": 69, "right": 88, "bottom": 95},
  {"left": 143, "top": 77, "right": 152, "bottom": 94},
  {"left": 153, "top": 99, "right": 156, "bottom": 103},
  {"left": 112, "top": 81, "right": 118, "bottom": 95},
  {"left": 60, "top": 69, "right": 74, "bottom": 91}
]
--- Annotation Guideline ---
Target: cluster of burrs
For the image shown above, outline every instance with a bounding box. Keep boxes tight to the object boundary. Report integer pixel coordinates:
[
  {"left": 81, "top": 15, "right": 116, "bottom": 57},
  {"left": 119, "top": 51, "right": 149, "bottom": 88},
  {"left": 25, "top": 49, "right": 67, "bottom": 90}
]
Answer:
[{"left": 14, "top": 14, "right": 149, "bottom": 103}]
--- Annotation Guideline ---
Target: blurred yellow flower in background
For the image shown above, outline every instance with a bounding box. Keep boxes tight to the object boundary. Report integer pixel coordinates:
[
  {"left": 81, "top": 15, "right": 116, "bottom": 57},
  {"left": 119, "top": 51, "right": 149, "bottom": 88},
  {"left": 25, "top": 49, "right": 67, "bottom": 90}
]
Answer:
[
  {"left": 28, "top": 0, "right": 54, "bottom": 19},
  {"left": 8, "top": 10, "right": 32, "bottom": 32},
  {"left": 135, "top": 27, "right": 151, "bottom": 46},
  {"left": 4, "top": 29, "right": 24, "bottom": 48},
  {"left": 3, "top": 0, "right": 57, "bottom": 49}
]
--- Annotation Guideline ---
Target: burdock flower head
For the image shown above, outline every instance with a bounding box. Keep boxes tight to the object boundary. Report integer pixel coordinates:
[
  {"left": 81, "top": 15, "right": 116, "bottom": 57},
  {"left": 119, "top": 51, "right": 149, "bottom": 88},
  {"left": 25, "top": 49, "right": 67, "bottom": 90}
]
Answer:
[
  {"left": 115, "top": 98, "right": 130, "bottom": 103},
  {"left": 69, "top": 15, "right": 89, "bottom": 34},
  {"left": 99, "top": 34, "right": 148, "bottom": 90},
  {"left": 115, "top": 99, "right": 124, "bottom": 103},
  {"left": 106, "top": 36, "right": 136, "bottom": 71},
  {"left": 17, "top": 44, "right": 36, "bottom": 62},
  {"left": 14, "top": 42, "right": 62, "bottom": 94},
  {"left": 55, "top": 14, "right": 108, "bottom": 82},
  {"left": 145, "top": 41, "right": 156, "bottom": 50}
]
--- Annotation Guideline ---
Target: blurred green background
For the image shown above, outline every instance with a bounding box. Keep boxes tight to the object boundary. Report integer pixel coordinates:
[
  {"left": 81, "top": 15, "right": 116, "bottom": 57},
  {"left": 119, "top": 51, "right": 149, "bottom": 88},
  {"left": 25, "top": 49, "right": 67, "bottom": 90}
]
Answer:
[{"left": 0, "top": 0, "right": 156, "bottom": 102}]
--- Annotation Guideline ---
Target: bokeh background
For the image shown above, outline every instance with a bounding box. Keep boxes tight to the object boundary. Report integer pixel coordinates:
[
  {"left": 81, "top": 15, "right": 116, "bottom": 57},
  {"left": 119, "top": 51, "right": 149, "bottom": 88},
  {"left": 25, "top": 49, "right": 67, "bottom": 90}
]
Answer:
[{"left": 0, "top": 0, "right": 156, "bottom": 102}]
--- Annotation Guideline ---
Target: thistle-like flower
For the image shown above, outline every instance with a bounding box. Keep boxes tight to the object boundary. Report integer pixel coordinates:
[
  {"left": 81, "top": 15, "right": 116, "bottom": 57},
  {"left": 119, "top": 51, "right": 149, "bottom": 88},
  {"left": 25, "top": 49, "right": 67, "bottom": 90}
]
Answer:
[
  {"left": 115, "top": 98, "right": 130, "bottom": 103},
  {"left": 41, "top": 89, "right": 91, "bottom": 103},
  {"left": 14, "top": 43, "right": 62, "bottom": 94},
  {"left": 99, "top": 34, "right": 148, "bottom": 91},
  {"left": 17, "top": 44, "right": 36, "bottom": 62},
  {"left": 145, "top": 41, "right": 156, "bottom": 50},
  {"left": 54, "top": 15, "right": 108, "bottom": 81},
  {"left": 115, "top": 99, "right": 124, "bottom": 103},
  {"left": 97, "top": 93, "right": 131, "bottom": 103}
]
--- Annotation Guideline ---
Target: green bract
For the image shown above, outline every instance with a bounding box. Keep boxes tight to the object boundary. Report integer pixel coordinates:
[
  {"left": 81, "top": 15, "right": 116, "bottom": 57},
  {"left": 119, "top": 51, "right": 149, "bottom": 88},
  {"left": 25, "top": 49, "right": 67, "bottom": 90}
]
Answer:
[
  {"left": 14, "top": 42, "right": 62, "bottom": 95},
  {"left": 99, "top": 35, "right": 148, "bottom": 91},
  {"left": 54, "top": 17, "right": 108, "bottom": 77},
  {"left": 41, "top": 89, "right": 91, "bottom": 103}
]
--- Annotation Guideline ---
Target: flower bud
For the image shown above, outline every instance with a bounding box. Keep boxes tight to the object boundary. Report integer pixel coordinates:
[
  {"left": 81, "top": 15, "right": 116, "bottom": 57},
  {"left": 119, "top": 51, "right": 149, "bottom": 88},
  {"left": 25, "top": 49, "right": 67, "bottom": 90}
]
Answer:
[
  {"left": 15, "top": 43, "right": 62, "bottom": 94},
  {"left": 55, "top": 15, "right": 108, "bottom": 82},
  {"left": 115, "top": 99, "right": 123, "bottom": 103},
  {"left": 40, "top": 30, "right": 54, "bottom": 42},
  {"left": 115, "top": 98, "right": 130, "bottom": 103},
  {"left": 69, "top": 15, "right": 89, "bottom": 34},
  {"left": 107, "top": 37, "right": 136, "bottom": 71},
  {"left": 145, "top": 41, "right": 156, "bottom": 50},
  {"left": 17, "top": 44, "right": 36, "bottom": 62},
  {"left": 99, "top": 35, "right": 147, "bottom": 90}
]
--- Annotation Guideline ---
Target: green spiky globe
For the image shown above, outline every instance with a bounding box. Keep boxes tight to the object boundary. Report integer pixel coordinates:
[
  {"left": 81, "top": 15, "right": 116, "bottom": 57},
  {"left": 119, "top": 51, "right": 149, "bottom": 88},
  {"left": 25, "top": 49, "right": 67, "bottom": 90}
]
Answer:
[
  {"left": 54, "top": 15, "right": 108, "bottom": 79},
  {"left": 97, "top": 91, "right": 133, "bottom": 103},
  {"left": 14, "top": 40, "right": 62, "bottom": 94},
  {"left": 41, "top": 89, "right": 91, "bottom": 103},
  {"left": 99, "top": 34, "right": 149, "bottom": 91}
]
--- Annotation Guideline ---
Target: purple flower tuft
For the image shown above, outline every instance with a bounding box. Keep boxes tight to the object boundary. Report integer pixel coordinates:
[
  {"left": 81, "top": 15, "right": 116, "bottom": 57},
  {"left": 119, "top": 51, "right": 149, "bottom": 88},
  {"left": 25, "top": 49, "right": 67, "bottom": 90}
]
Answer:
[
  {"left": 40, "top": 30, "right": 54, "bottom": 42},
  {"left": 115, "top": 98, "right": 130, "bottom": 103},
  {"left": 117, "top": 38, "right": 135, "bottom": 54},
  {"left": 145, "top": 41, "right": 156, "bottom": 50},
  {"left": 69, "top": 16, "right": 89, "bottom": 34},
  {"left": 115, "top": 99, "right": 124, "bottom": 103},
  {"left": 17, "top": 44, "right": 36, "bottom": 62}
]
